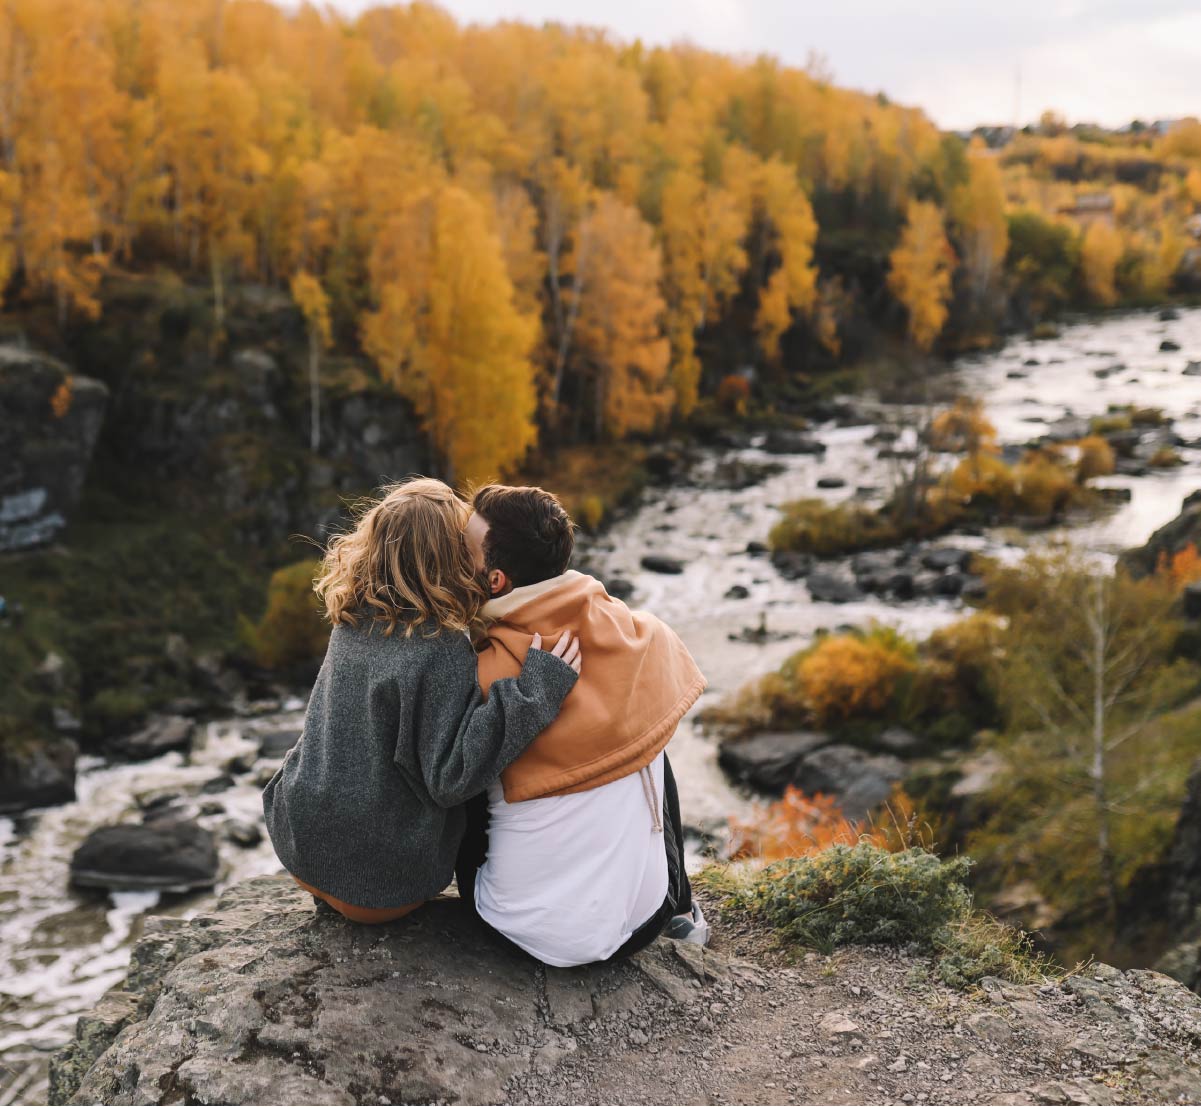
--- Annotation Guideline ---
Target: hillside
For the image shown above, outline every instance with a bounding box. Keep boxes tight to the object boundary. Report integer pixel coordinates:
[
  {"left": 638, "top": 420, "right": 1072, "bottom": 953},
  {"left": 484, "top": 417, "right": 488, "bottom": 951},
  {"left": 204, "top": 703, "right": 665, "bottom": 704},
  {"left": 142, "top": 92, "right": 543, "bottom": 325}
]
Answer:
[{"left": 50, "top": 876, "right": 1201, "bottom": 1106}]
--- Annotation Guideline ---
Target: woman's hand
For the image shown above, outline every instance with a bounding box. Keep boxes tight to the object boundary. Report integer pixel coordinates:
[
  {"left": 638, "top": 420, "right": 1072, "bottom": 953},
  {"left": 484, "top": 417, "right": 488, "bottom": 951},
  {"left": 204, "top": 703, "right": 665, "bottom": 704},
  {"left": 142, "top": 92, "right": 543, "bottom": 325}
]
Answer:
[{"left": 530, "top": 631, "right": 582, "bottom": 674}]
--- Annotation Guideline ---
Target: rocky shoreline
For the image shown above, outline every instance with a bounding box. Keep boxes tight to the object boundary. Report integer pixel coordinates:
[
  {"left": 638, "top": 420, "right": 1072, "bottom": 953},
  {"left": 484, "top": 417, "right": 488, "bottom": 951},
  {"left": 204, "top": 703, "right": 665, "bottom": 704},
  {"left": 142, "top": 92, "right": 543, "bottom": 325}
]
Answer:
[{"left": 50, "top": 876, "right": 1201, "bottom": 1106}]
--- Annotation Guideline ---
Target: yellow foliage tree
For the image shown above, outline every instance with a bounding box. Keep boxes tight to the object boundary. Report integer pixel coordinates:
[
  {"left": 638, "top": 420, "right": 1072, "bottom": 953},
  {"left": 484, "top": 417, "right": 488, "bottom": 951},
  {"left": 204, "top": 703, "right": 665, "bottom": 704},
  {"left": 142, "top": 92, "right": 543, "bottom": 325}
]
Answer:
[
  {"left": 1081, "top": 221, "right": 1123, "bottom": 306},
  {"left": 574, "top": 196, "right": 672, "bottom": 438},
  {"left": 361, "top": 185, "right": 539, "bottom": 484},
  {"left": 753, "top": 158, "right": 819, "bottom": 365},
  {"left": 659, "top": 168, "right": 749, "bottom": 414},
  {"left": 950, "top": 144, "right": 1009, "bottom": 314},
  {"left": 887, "top": 200, "right": 955, "bottom": 352}
]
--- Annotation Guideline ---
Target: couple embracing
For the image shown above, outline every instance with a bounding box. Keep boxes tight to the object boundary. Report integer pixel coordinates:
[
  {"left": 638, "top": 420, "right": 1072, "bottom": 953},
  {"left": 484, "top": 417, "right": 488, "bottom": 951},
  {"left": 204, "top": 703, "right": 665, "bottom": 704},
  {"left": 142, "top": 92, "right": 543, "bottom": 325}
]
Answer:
[{"left": 262, "top": 477, "right": 708, "bottom": 967}]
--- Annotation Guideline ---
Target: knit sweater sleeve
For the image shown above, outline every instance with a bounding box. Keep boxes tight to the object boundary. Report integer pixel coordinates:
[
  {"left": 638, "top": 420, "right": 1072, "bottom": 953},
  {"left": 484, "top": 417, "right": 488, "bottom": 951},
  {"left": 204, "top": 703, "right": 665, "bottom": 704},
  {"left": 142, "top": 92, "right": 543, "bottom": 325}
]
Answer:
[{"left": 413, "top": 636, "right": 578, "bottom": 808}]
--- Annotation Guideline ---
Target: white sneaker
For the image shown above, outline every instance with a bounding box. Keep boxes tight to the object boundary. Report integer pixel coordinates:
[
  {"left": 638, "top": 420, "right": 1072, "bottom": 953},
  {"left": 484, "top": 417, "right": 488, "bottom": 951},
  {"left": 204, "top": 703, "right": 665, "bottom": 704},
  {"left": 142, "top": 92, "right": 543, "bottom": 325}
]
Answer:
[{"left": 664, "top": 902, "right": 710, "bottom": 946}]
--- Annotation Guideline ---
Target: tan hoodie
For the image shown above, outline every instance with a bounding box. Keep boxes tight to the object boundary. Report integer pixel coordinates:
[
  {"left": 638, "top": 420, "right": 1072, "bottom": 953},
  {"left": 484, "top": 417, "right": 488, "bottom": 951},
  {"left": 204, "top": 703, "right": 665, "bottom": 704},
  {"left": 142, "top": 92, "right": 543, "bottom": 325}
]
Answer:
[{"left": 476, "top": 570, "right": 706, "bottom": 803}]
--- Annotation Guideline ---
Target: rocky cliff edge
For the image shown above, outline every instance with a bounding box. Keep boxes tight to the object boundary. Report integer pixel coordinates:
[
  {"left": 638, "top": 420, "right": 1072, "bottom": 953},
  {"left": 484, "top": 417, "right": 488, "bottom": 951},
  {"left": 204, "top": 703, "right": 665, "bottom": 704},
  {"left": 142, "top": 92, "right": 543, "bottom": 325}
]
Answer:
[{"left": 50, "top": 876, "right": 1201, "bottom": 1106}]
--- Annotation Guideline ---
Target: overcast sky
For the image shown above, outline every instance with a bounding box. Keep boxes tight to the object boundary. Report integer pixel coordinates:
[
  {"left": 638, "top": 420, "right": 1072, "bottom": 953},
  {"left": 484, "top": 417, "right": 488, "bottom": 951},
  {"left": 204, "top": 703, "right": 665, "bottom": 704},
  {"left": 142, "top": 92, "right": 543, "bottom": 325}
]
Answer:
[{"left": 324, "top": 0, "right": 1201, "bottom": 131}]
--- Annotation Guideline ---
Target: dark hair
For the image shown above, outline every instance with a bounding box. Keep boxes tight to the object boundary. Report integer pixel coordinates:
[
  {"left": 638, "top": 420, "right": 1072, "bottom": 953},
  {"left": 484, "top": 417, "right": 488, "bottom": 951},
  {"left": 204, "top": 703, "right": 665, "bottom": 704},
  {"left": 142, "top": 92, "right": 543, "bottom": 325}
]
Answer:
[{"left": 472, "top": 484, "right": 575, "bottom": 588}]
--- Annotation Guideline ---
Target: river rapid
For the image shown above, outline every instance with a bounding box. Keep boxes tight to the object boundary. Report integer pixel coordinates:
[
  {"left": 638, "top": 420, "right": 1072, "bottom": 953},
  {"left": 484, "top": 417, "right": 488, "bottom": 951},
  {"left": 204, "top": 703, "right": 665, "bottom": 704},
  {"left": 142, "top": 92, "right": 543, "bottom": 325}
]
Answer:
[{"left": 3, "top": 308, "right": 1200, "bottom": 1104}]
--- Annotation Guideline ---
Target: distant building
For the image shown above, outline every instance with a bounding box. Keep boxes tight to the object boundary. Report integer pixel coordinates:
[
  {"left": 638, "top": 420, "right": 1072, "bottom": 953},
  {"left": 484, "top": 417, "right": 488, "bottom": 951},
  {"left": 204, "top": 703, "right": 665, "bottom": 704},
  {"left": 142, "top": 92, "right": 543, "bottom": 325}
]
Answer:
[
  {"left": 970, "top": 124, "right": 1016, "bottom": 149},
  {"left": 1058, "top": 192, "right": 1115, "bottom": 230}
]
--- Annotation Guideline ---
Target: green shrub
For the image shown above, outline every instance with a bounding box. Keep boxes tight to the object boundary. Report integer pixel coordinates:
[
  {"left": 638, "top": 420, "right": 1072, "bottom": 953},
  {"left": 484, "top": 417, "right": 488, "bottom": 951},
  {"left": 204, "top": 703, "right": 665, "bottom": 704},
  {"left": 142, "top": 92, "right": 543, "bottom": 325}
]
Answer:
[
  {"left": 734, "top": 844, "right": 972, "bottom": 949},
  {"left": 1089, "top": 413, "right": 1132, "bottom": 436},
  {"left": 710, "top": 843, "right": 1050, "bottom": 987},
  {"left": 769, "top": 499, "right": 901, "bottom": 556},
  {"left": 87, "top": 687, "right": 150, "bottom": 733},
  {"left": 239, "top": 560, "right": 329, "bottom": 672}
]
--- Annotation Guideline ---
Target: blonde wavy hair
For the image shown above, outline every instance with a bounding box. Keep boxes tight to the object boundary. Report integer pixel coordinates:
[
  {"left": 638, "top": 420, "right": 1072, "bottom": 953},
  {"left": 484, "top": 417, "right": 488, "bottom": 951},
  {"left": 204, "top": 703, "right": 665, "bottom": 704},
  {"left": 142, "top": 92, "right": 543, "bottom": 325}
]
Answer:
[{"left": 315, "top": 477, "right": 485, "bottom": 637}]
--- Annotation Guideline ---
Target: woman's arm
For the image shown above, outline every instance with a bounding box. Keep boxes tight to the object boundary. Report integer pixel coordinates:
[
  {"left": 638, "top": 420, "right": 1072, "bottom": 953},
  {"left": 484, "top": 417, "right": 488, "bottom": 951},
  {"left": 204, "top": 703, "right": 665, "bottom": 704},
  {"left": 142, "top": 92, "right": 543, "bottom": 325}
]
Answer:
[{"left": 410, "top": 632, "right": 580, "bottom": 808}]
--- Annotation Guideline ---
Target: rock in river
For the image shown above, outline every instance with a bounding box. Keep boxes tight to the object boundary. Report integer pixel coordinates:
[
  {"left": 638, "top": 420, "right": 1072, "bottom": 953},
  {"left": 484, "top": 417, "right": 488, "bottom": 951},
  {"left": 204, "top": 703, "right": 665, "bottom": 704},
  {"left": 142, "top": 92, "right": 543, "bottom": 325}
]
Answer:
[
  {"left": 256, "top": 726, "right": 303, "bottom": 758},
  {"left": 717, "top": 731, "right": 830, "bottom": 793},
  {"left": 770, "top": 549, "right": 812, "bottom": 581},
  {"left": 762, "top": 429, "right": 827, "bottom": 456},
  {"left": 806, "top": 570, "right": 864, "bottom": 604},
  {"left": 641, "top": 554, "right": 685, "bottom": 575},
  {"left": 108, "top": 714, "right": 196, "bottom": 760},
  {"left": 919, "top": 547, "right": 972, "bottom": 572},
  {"left": 605, "top": 577, "right": 635, "bottom": 601},
  {"left": 69, "top": 819, "right": 219, "bottom": 892}
]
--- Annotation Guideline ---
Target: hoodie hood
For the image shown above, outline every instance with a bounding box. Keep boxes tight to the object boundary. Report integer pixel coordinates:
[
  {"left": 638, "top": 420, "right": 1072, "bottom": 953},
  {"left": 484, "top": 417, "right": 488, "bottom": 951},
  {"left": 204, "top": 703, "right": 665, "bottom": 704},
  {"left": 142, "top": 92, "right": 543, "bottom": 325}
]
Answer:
[{"left": 477, "top": 571, "right": 706, "bottom": 802}]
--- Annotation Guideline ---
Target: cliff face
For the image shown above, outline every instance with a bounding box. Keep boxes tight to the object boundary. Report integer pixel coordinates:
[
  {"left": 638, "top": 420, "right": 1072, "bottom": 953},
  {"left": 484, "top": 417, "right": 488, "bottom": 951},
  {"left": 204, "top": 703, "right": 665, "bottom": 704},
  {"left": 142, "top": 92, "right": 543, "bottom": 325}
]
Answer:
[
  {"left": 51, "top": 876, "right": 1201, "bottom": 1107},
  {"left": 0, "top": 346, "right": 108, "bottom": 553}
]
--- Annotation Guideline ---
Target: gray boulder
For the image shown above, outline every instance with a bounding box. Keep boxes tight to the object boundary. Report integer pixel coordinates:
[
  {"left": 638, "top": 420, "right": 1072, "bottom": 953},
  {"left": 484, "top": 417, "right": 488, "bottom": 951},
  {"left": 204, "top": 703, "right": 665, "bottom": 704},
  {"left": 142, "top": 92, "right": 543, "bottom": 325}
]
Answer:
[
  {"left": 920, "top": 547, "right": 972, "bottom": 573},
  {"left": 876, "top": 726, "right": 920, "bottom": 754},
  {"left": 69, "top": 819, "right": 219, "bottom": 892},
  {"left": 717, "top": 731, "right": 830, "bottom": 793},
  {"left": 1044, "top": 415, "right": 1090, "bottom": 442},
  {"left": 108, "top": 714, "right": 196, "bottom": 760},
  {"left": 850, "top": 550, "right": 901, "bottom": 578},
  {"left": 256, "top": 726, "right": 302, "bottom": 757},
  {"left": 806, "top": 571, "right": 864, "bottom": 604},
  {"left": 0, "top": 347, "right": 108, "bottom": 551},
  {"left": 793, "top": 745, "right": 905, "bottom": 821},
  {"left": 771, "top": 549, "right": 812, "bottom": 581},
  {"left": 0, "top": 735, "right": 77, "bottom": 813},
  {"left": 762, "top": 429, "right": 826, "bottom": 455},
  {"left": 641, "top": 555, "right": 685, "bottom": 575},
  {"left": 711, "top": 458, "right": 784, "bottom": 490}
]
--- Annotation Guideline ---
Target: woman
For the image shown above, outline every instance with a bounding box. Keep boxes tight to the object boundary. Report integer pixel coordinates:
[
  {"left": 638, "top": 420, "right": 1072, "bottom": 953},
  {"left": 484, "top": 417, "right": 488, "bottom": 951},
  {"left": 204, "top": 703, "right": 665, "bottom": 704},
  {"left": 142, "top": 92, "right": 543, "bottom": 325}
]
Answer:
[{"left": 263, "top": 477, "right": 581, "bottom": 923}]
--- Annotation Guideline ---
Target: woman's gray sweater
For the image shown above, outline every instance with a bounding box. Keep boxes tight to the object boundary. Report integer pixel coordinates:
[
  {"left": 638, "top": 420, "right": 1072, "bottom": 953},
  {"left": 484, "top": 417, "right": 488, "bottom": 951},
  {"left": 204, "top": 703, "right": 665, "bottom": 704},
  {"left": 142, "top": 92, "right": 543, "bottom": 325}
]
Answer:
[{"left": 262, "top": 620, "right": 578, "bottom": 908}]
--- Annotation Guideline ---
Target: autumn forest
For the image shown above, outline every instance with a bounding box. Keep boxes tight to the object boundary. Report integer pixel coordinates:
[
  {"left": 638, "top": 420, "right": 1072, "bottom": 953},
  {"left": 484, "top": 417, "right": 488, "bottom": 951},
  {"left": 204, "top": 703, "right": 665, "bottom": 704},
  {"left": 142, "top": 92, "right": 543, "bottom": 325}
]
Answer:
[{"left": 4, "top": 0, "right": 1201, "bottom": 483}]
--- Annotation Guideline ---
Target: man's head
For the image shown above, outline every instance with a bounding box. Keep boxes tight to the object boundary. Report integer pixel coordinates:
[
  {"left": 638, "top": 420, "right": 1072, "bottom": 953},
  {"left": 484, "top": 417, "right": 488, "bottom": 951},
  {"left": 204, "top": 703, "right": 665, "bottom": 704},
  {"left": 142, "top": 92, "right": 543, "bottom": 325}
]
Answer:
[{"left": 466, "top": 484, "right": 575, "bottom": 598}]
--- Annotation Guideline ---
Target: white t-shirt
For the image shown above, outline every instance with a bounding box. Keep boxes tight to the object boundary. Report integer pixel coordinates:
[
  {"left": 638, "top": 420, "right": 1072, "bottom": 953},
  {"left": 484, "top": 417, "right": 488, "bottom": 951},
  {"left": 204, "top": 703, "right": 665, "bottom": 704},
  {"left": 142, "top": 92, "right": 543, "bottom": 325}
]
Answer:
[{"left": 474, "top": 752, "right": 669, "bottom": 968}]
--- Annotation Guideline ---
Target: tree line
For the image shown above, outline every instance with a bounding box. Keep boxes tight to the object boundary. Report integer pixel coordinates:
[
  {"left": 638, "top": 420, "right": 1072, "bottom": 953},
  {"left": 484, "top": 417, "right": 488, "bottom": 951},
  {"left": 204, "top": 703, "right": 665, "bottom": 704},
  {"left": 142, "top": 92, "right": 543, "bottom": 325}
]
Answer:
[{"left": 3, "top": 0, "right": 1199, "bottom": 480}]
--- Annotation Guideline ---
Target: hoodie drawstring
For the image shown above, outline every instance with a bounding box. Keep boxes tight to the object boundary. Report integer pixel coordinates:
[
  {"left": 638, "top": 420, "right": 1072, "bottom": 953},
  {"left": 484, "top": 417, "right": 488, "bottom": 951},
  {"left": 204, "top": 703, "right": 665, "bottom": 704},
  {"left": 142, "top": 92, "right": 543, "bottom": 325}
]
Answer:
[{"left": 640, "top": 766, "right": 663, "bottom": 833}]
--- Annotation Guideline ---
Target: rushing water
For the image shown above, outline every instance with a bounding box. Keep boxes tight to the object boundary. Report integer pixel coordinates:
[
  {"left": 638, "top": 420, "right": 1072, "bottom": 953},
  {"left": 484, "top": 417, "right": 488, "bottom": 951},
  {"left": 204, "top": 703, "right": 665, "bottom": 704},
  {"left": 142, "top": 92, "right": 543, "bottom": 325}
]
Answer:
[{"left": 2, "top": 308, "right": 1200, "bottom": 1104}]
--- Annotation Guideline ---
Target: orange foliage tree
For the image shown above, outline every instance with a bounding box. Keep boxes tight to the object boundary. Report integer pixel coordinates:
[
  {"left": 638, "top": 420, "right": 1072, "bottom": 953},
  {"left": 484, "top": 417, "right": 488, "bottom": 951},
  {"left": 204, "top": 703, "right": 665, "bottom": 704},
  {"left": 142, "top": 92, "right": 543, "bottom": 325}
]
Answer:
[
  {"left": 729, "top": 785, "right": 929, "bottom": 862},
  {"left": 361, "top": 186, "right": 539, "bottom": 483},
  {"left": 1158, "top": 543, "right": 1201, "bottom": 592}
]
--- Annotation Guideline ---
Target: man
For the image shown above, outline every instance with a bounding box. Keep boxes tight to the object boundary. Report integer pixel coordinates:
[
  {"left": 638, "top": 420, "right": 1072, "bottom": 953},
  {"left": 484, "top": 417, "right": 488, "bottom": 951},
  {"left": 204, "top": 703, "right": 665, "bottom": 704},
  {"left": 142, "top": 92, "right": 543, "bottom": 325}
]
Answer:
[{"left": 456, "top": 483, "right": 709, "bottom": 967}]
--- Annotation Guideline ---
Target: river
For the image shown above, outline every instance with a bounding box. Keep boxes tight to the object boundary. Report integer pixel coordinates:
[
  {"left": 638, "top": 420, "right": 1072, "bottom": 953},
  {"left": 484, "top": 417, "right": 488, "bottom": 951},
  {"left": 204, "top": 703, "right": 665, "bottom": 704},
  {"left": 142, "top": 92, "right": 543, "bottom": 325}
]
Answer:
[{"left": 2, "top": 307, "right": 1199, "bottom": 1104}]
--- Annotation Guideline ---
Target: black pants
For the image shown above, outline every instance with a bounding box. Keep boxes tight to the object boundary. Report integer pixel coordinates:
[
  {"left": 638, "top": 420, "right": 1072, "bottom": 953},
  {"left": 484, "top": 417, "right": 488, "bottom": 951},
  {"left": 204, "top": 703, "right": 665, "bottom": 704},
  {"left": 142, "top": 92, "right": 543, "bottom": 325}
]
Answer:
[{"left": 454, "top": 753, "right": 693, "bottom": 965}]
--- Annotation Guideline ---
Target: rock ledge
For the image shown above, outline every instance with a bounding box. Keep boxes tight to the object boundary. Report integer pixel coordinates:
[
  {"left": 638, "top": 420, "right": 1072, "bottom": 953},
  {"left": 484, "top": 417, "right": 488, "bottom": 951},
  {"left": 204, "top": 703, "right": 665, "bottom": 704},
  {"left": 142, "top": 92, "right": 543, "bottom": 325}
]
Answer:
[{"left": 50, "top": 876, "right": 1201, "bottom": 1106}]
